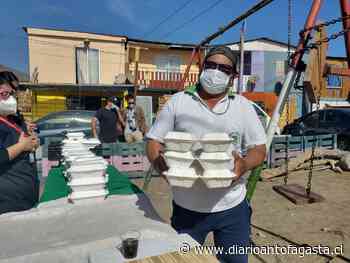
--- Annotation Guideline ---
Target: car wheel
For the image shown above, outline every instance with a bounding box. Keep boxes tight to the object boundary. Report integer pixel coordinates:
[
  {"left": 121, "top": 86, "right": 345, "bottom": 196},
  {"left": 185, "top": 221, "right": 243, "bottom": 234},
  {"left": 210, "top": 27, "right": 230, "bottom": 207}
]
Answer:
[{"left": 337, "top": 136, "right": 349, "bottom": 151}]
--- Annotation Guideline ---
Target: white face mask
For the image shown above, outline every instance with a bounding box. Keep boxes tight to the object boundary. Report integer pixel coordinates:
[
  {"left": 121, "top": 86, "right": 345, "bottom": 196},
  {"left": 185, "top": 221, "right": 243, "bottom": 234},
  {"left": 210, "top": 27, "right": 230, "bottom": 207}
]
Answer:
[
  {"left": 199, "top": 69, "right": 230, "bottom": 95},
  {"left": 0, "top": 96, "right": 17, "bottom": 116}
]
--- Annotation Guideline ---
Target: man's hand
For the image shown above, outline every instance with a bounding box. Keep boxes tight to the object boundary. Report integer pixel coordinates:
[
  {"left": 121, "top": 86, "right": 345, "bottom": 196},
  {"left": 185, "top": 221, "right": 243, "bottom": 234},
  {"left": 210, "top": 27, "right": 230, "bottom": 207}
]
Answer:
[
  {"left": 146, "top": 140, "right": 169, "bottom": 183},
  {"left": 232, "top": 152, "right": 248, "bottom": 180},
  {"left": 231, "top": 145, "right": 266, "bottom": 185},
  {"left": 153, "top": 152, "right": 169, "bottom": 175}
]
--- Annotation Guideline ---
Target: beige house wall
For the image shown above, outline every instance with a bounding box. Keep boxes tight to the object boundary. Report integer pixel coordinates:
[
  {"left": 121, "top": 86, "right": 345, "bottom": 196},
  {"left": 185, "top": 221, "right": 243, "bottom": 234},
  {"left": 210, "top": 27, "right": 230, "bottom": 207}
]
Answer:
[{"left": 27, "top": 28, "right": 127, "bottom": 84}]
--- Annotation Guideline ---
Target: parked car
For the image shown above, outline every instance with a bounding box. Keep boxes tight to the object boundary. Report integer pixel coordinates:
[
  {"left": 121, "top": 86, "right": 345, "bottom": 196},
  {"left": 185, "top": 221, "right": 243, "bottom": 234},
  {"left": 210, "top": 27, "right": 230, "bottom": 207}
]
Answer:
[
  {"left": 282, "top": 108, "right": 350, "bottom": 149},
  {"left": 35, "top": 110, "right": 96, "bottom": 144}
]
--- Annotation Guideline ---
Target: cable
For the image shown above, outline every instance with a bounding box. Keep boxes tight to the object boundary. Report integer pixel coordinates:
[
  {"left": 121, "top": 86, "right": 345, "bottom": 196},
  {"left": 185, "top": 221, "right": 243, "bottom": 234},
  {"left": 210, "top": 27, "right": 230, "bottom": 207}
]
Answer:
[
  {"left": 142, "top": 0, "right": 194, "bottom": 38},
  {"left": 159, "top": 0, "right": 225, "bottom": 40}
]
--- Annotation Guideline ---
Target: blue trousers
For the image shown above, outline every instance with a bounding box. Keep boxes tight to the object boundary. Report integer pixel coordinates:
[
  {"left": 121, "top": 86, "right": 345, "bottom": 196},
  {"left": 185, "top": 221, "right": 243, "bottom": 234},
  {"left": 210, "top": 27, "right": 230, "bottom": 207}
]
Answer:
[{"left": 171, "top": 199, "right": 252, "bottom": 263}]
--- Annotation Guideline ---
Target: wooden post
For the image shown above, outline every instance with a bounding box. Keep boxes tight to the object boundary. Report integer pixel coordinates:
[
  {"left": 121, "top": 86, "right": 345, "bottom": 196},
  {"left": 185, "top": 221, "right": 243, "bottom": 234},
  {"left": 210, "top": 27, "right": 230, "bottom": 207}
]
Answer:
[{"left": 134, "top": 47, "right": 140, "bottom": 98}]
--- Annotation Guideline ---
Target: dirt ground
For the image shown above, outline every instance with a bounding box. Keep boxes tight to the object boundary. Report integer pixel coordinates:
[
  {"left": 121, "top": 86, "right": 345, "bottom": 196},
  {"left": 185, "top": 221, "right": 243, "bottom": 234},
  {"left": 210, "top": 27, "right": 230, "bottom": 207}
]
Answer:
[{"left": 132, "top": 169, "right": 350, "bottom": 263}]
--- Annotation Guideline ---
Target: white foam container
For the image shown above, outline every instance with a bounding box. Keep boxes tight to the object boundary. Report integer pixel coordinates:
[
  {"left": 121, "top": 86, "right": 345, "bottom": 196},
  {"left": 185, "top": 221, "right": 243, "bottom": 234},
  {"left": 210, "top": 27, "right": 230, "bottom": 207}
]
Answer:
[
  {"left": 62, "top": 149, "right": 92, "bottom": 157},
  {"left": 67, "top": 156, "right": 108, "bottom": 167},
  {"left": 201, "top": 170, "right": 237, "bottom": 188},
  {"left": 66, "top": 132, "right": 85, "bottom": 138},
  {"left": 68, "top": 189, "right": 108, "bottom": 203},
  {"left": 81, "top": 138, "right": 101, "bottom": 148},
  {"left": 164, "top": 168, "right": 198, "bottom": 188},
  {"left": 199, "top": 152, "right": 232, "bottom": 170},
  {"left": 203, "top": 169, "right": 233, "bottom": 177},
  {"left": 164, "top": 132, "right": 195, "bottom": 152},
  {"left": 67, "top": 164, "right": 106, "bottom": 179},
  {"left": 68, "top": 176, "right": 108, "bottom": 192},
  {"left": 62, "top": 142, "right": 86, "bottom": 148},
  {"left": 63, "top": 138, "right": 83, "bottom": 144},
  {"left": 201, "top": 133, "right": 232, "bottom": 153},
  {"left": 64, "top": 153, "right": 96, "bottom": 161},
  {"left": 164, "top": 151, "right": 194, "bottom": 168}
]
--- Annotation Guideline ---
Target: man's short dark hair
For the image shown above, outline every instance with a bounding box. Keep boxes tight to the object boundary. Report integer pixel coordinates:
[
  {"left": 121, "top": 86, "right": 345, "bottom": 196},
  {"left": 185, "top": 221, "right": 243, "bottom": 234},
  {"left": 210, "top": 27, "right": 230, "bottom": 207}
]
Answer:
[
  {"left": 204, "top": 46, "right": 238, "bottom": 73},
  {"left": 106, "top": 96, "right": 114, "bottom": 102},
  {"left": 126, "top": 95, "right": 135, "bottom": 101}
]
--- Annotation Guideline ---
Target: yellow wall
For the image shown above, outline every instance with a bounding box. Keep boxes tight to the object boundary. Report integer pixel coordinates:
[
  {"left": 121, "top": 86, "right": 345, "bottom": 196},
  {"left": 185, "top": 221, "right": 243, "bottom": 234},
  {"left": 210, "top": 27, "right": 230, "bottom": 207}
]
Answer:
[
  {"left": 32, "top": 95, "right": 66, "bottom": 120},
  {"left": 278, "top": 95, "right": 297, "bottom": 128},
  {"left": 27, "top": 28, "right": 127, "bottom": 84}
]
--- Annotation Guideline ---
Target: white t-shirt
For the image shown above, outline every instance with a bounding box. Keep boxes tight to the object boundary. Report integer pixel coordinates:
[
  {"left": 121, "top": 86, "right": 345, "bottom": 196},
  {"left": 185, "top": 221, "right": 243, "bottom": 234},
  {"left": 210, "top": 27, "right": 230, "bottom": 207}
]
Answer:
[
  {"left": 146, "top": 88, "right": 266, "bottom": 213},
  {"left": 125, "top": 108, "right": 138, "bottom": 134}
]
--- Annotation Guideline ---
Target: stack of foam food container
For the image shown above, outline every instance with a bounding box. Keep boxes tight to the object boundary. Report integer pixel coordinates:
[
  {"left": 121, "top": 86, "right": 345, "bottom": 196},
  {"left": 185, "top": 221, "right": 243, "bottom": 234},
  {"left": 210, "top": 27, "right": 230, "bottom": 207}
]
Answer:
[
  {"left": 199, "top": 133, "right": 237, "bottom": 188},
  {"left": 61, "top": 132, "right": 109, "bottom": 203},
  {"left": 163, "top": 132, "right": 236, "bottom": 188}
]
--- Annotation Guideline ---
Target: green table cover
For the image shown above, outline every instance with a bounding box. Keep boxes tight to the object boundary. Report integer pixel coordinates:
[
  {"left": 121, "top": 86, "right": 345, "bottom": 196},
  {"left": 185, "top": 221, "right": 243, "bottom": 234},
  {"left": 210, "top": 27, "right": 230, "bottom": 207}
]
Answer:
[{"left": 39, "top": 165, "right": 142, "bottom": 204}]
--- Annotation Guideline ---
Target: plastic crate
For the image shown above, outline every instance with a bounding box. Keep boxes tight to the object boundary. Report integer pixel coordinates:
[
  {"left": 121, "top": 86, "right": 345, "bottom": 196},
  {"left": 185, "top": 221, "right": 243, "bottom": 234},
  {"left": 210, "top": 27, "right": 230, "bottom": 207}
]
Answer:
[
  {"left": 112, "top": 142, "right": 146, "bottom": 155},
  {"left": 111, "top": 155, "right": 150, "bottom": 172},
  {"left": 41, "top": 158, "right": 59, "bottom": 177}
]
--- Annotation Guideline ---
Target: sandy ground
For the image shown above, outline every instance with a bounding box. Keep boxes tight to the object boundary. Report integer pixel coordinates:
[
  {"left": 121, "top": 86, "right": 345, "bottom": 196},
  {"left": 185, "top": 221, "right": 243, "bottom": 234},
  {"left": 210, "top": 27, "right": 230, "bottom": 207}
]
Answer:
[{"left": 132, "top": 169, "right": 350, "bottom": 262}]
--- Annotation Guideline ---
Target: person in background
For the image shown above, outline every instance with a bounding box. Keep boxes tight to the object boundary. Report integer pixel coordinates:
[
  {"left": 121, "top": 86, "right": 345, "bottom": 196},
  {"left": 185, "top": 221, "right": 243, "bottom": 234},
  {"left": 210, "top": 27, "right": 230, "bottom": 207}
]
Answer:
[
  {"left": 110, "top": 97, "right": 125, "bottom": 142},
  {"left": 122, "top": 95, "right": 148, "bottom": 143},
  {"left": 0, "top": 71, "right": 39, "bottom": 214},
  {"left": 91, "top": 96, "right": 124, "bottom": 143},
  {"left": 146, "top": 46, "right": 266, "bottom": 263}
]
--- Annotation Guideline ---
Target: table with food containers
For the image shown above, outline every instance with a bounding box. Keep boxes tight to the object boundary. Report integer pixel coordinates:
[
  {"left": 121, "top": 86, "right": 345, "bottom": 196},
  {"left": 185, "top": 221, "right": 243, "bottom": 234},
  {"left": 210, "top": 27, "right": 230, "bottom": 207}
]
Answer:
[{"left": 0, "top": 131, "right": 236, "bottom": 262}]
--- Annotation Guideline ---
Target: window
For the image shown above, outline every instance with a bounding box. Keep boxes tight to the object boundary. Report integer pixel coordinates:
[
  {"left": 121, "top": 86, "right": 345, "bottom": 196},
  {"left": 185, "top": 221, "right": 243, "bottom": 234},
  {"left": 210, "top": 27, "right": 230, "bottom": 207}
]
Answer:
[
  {"left": 76, "top": 47, "right": 100, "bottom": 84},
  {"left": 275, "top": 60, "right": 287, "bottom": 78},
  {"left": 155, "top": 55, "right": 181, "bottom": 81},
  {"left": 324, "top": 110, "right": 337, "bottom": 122},
  {"left": 303, "top": 111, "right": 321, "bottom": 128},
  {"left": 327, "top": 75, "right": 342, "bottom": 89}
]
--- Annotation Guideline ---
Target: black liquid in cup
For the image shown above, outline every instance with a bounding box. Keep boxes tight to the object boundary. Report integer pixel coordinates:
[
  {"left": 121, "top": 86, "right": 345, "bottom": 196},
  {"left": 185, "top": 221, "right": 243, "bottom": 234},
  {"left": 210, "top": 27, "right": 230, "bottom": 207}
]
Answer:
[{"left": 122, "top": 238, "right": 139, "bottom": 259}]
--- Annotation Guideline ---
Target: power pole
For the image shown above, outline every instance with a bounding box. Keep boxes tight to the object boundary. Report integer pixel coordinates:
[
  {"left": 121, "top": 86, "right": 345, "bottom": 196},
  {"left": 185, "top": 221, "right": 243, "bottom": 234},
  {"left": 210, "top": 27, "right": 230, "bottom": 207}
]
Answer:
[
  {"left": 238, "top": 21, "right": 246, "bottom": 94},
  {"left": 133, "top": 47, "right": 140, "bottom": 98}
]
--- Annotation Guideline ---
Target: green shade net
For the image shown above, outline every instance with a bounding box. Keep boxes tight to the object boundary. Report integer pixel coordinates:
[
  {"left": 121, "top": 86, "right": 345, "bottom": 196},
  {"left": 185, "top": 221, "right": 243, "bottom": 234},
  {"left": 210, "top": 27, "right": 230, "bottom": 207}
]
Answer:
[{"left": 39, "top": 165, "right": 142, "bottom": 204}]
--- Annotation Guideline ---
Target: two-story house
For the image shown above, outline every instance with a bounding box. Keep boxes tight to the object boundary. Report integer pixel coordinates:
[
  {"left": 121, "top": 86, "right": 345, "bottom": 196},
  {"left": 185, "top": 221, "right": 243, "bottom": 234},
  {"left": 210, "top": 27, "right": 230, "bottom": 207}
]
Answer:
[{"left": 22, "top": 27, "right": 200, "bottom": 120}]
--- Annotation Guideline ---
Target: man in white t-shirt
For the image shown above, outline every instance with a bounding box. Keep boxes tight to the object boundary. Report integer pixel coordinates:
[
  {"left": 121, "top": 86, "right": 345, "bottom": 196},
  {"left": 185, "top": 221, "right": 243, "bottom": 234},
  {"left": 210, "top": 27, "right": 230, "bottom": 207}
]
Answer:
[{"left": 146, "top": 46, "right": 266, "bottom": 263}]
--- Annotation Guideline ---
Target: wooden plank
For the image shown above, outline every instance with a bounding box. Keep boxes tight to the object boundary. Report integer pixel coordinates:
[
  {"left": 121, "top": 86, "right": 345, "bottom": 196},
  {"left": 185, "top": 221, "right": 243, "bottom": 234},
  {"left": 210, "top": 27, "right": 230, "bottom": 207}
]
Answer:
[
  {"left": 304, "top": 26, "right": 328, "bottom": 100},
  {"left": 273, "top": 183, "right": 325, "bottom": 205},
  {"left": 326, "top": 66, "right": 350, "bottom": 77},
  {"left": 129, "top": 250, "right": 219, "bottom": 263}
]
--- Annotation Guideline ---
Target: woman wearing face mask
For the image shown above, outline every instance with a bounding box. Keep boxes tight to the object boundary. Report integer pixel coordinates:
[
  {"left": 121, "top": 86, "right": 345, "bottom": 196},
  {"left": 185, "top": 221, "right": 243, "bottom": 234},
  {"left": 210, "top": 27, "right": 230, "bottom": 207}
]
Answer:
[
  {"left": 146, "top": 47, "right": 267, "bottom": 263},
  {"left": 0, "top": 71, "right": 39, "bottom": 214}
]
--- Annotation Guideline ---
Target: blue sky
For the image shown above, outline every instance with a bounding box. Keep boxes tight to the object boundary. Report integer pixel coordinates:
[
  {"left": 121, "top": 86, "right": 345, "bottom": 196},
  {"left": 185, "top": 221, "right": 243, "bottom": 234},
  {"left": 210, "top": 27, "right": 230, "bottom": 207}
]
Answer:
[{"left": 0, "top": 0, "right": 345, "bottom": 73}]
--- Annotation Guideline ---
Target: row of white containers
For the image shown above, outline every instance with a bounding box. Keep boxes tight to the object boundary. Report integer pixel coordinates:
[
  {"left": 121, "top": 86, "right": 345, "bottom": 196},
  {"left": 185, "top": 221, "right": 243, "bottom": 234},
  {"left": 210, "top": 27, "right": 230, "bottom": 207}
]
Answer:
[
  {"left": 163, "top": 132, "right": 237, "bottom": 188},
  {"left": 61, "top": 132, "right": 109, "bottom": 203}
]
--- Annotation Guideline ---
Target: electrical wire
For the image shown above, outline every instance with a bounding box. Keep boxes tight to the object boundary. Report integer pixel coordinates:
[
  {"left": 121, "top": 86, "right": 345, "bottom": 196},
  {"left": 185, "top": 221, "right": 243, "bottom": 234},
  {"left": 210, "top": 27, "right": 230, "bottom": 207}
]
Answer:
[
  {"left": 142, "top": 0, "right": 194, "bottom": 38},
  {"left": 159, "top": 0, "right": 225, "bottom": 40}
]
